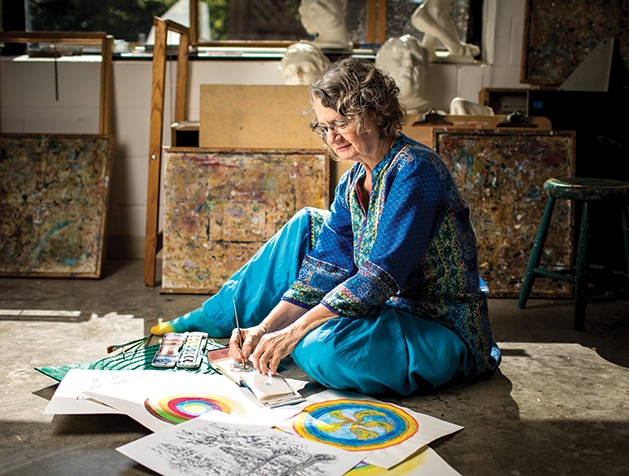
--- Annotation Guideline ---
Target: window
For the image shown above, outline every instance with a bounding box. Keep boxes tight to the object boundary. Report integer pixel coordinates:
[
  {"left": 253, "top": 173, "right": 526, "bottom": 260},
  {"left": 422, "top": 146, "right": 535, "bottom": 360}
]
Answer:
[
  {"left": 25, "top": 0, "right": 177, "bottom": 46},
  {"left": 12, "top": 0, "right": 480, "bottom": 54},
  {"left": 207, "top": 0, "right": 305, "bottom": 42}
]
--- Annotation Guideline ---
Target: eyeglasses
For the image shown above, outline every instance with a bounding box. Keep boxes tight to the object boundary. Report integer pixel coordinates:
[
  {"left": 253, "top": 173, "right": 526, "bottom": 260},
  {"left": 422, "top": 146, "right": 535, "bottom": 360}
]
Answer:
[{"left": 311, "top": 120, "right": 351, "bottom": 138}]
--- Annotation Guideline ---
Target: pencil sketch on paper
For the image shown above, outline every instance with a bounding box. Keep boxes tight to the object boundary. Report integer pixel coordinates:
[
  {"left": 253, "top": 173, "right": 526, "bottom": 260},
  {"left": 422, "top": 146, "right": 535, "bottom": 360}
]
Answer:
[
  {"left": 155, "top": 426, "right": 336, "bottom": 476},
  {"left": 118, "top": 417, "right": 363, "bottom": 476}
]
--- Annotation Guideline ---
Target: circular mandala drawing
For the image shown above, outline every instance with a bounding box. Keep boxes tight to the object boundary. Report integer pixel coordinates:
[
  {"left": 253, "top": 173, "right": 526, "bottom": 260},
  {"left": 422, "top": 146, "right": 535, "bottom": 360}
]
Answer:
[
  {"left": 292, "top": 398, "right": 418, "bottom": 451},
  {"left": 144, "top": 394, "right": 245, "bottom": 424}
]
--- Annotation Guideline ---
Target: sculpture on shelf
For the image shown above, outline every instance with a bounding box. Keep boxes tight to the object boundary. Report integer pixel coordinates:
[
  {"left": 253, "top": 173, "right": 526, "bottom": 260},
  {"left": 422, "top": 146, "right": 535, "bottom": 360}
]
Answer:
[
  {"left": 450, "top": 97, "right": 494, "bottom": 115},
  {"left": 298, "top": 0, "right": 353, "bottom": 51},
  {"left": 375, "top": 35, "right": 431, "bottom": 115},
  {"left": 411, "top": 0, "right": 480, "bottom": 63},
  {"left": 279, "top": 41, "right": 330, "bottom": 86}
]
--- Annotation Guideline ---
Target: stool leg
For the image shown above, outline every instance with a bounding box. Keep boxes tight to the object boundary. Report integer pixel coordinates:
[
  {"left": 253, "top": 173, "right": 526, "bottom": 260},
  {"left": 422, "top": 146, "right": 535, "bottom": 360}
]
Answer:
[
  {"left": 623, "top": 202, "right": 629, "bottom": 285},
  {"left": 574, "top": 201, "right": 591, "bottom": 331},
  {"left": 518, "top": 196, "right": 556, "bottom": 309}
]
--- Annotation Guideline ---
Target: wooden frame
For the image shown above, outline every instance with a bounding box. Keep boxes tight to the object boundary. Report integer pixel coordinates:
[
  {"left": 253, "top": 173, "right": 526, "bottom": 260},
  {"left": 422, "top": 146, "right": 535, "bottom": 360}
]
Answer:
[
  {"left": 0, "top": 31, "right": 113, "bottom": 135},
  {"left": 0, "top": 32, "right": 114, "bottom": 278},
  {"left": 366, "top": 0, "right": 387, "bottom": 45},
  {"left": 144, "top": 18, "right": 191, "bottom": 286},
  {"left": 145, "top": 1, "right": 474, "bottom": 285}
]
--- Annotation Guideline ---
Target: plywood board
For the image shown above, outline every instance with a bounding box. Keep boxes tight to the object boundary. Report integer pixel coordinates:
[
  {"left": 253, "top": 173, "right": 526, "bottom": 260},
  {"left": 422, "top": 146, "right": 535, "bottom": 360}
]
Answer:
[
  {"left": 0, "top": 134, "right": 113, "bottom": 278},
  {"left": 433, "top": 129, "right": 576, "bottom": 298},
  {"left": 161, "top": 148, "right": 328, "bottom": 293},
  {"left": 403, "top": 115, "right": 552, "bottom": 148},
  {"left": 199, "top": 85, "right": 323, "bottom": 150}
]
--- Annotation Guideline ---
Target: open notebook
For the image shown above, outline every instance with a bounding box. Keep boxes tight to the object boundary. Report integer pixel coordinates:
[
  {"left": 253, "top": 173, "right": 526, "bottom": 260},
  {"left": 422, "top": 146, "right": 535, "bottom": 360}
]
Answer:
[{"left": 207, "top": 347, "right": 305, "bottom": 408}]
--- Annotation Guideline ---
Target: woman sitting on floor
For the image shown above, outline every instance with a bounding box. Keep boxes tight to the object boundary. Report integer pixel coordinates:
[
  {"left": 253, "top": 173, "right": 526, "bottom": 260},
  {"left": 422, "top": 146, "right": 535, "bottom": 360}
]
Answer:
[{"left": 152, "top": 57, "right": 501, "bottom": 396}]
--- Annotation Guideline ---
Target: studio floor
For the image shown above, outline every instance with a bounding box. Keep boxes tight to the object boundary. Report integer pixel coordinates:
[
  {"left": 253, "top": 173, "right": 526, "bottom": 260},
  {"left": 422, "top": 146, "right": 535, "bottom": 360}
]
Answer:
[{"left": 1, "top": 259, "right": 628, "bottom": 476}]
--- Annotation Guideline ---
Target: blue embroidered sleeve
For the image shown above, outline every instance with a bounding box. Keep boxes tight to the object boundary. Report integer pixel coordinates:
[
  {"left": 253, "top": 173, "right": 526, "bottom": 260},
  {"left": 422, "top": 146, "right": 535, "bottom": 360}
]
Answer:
[{"left": 282, "top": 173, "right": 356, "bottom": 310}]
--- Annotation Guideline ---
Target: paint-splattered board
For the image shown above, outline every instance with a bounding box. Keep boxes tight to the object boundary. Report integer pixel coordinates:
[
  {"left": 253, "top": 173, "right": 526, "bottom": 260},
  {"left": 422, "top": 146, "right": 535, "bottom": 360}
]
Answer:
[
  {"left": 161, "top": 149, "right": 329, "bottom": 294},
  {"left": 522, "top": 0, "right": 629, "bottom": 87},
  {"left": 434, "top": 129, "right": 576, "bottom": 298},
  {"left": 0, "top": 134, "right": 113, "bottom": 278}
]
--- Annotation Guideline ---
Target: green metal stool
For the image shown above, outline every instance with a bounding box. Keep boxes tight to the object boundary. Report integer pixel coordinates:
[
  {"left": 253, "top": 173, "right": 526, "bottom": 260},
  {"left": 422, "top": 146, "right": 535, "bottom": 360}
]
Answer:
[{"left": 518, "top": 177, "right": 629, "bottom": 330}]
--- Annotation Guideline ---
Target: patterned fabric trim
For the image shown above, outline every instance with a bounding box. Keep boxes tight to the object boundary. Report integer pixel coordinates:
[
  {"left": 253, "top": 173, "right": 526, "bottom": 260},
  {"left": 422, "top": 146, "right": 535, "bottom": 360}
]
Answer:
[
  {"left": 322, "top": 260, "right": 399, "bottom": 315},
  {"left": 305, "top": 207, "right": 329, "bottom": 249},
  {"left": 283, "top": 254, "right": 350, "bottom": 309}
]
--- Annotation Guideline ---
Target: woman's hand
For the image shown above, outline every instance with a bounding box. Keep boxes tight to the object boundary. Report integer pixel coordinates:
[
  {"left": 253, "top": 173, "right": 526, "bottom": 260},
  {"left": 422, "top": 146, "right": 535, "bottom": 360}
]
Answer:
[
  {"left": 226, "top": 300, "right": 335, "bottom": 375},
  {"left": 228, "top": 324, "right": 267, "bottom": 365},
  {"left": 249, "top": 326, "right": 302, "bottom": 375}
]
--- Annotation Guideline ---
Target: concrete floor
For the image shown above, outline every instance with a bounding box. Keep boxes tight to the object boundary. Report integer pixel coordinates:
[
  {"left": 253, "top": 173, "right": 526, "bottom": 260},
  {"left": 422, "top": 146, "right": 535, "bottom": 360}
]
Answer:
[{"left": 1, "top": 259, "right": 628, "bottom": 475}]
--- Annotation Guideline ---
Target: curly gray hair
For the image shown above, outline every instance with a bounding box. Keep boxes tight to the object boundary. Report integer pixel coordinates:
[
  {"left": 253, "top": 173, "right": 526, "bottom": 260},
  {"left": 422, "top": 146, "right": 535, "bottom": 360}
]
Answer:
[{"left": 309, "top": 57, "right": 406, "bottom": 139}]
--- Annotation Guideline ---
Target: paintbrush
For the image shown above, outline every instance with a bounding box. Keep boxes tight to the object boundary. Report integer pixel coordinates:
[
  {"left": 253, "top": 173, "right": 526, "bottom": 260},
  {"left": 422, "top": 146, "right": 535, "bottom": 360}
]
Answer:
[
  {"left": 232, "top": 297, "right": 247, "bottom": 369},
  {"left": 106, "top": 336, "right": 150, "bottom": 354}
]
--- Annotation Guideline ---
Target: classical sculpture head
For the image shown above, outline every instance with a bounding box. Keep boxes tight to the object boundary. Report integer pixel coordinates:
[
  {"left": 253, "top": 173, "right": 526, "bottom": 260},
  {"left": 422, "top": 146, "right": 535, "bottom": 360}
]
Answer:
[
  {"left": 279, "top": 42, "right": 330, "bottom": 85},
  {"left": 375, "top": 35, "right": 431, "bottom": 114},
  {"left": 298, "top": 0, "right": 352, "bottom": 50}
]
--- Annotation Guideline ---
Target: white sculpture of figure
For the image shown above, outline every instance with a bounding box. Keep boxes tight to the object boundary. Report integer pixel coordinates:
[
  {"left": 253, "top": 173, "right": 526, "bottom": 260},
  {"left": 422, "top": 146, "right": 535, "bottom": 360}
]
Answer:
[
  {"left": 375, "top": 35, "right": 431, "bottom": 115},
  {"left": 411, "top": 0, "right": 480, "bottom": 63},
  {"left": 298, "top": 0, "right": 353, "bottom": 51},
  {"left": 450, "top": 97, "right": 494, "bottom": 115},
  {"left": 279, "top": 41, "right": 330, "bottom": 85}
]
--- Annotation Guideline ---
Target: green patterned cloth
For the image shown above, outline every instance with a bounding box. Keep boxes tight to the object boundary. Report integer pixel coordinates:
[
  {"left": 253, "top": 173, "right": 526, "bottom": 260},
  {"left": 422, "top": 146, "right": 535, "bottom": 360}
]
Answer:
[{"left": 35, "top": 341, "right": 224, "bottom": 382}]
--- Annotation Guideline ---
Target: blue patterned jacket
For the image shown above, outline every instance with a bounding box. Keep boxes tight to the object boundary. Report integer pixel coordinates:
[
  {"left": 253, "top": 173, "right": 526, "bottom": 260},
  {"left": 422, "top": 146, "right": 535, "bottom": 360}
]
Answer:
[{"left": 283, "top": 134, "right": 500, "bottom": 376}]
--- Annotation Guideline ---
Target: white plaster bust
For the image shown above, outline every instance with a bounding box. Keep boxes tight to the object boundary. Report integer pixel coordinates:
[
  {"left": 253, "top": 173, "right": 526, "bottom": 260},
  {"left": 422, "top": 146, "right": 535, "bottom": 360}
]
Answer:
[
  {"left": 279, "top": 41, "right": 330, "bottom": 85},
  {"left": 411, "top": 0, "right": 480, "bottom": 63},
  {"left": 375, "top": 35, "right": 431, "bottom": 115},
  {"left": 450, "top": 97, "right": 495, "bottom": 115},
  {"left": 298, "top": 0, "right": 353, "bottom": 51}
]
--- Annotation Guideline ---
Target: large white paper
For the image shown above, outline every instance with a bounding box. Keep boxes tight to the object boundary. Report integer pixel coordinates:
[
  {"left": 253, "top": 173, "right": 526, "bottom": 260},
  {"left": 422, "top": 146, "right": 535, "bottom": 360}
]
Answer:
[
  {"left": 83, "top": 371, "right": 304, "bottom": 432},
  {"left": 117, "top": 412, "right": 364, "bottom": 476},
  {"left": 44, "top": 369, "right": 171, "bottom": 415},
  {"left": 277, "top": 389, "right": 463, "bottom": 470}
]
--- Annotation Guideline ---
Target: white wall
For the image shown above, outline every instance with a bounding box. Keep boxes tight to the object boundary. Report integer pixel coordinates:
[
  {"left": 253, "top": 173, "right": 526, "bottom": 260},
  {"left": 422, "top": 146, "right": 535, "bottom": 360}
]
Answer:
[{"left": 0, "top": 0, "right": 529, "bottom": 258}]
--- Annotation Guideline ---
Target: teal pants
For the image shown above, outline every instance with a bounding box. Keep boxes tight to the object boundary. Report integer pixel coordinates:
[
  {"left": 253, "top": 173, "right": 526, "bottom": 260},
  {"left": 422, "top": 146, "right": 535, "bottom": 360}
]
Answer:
[{"left": 167, "top": 208, "right": 472, "bottom": 396}]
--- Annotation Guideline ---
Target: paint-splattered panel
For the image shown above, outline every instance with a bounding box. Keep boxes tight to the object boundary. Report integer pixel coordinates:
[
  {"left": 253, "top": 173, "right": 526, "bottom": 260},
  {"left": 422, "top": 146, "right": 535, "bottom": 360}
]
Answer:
[
  {"left": 522, "top": 0, "right": 629, "bottom": 87},
  {"left": 161, "top": 149, "right": 329, "bottom": 294},
  {"left": 434, "top": 130, "right": 576, "bottom": 298},
  {"left": 0, "top": 134, "right": 113, "bottom": 278}
]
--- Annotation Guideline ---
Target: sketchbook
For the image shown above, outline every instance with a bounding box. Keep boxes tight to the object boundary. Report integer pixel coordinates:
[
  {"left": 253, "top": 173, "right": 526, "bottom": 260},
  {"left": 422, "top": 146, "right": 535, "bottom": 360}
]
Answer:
[{"left": 207, "top": 347, "right": 305, "bottom": 408}]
